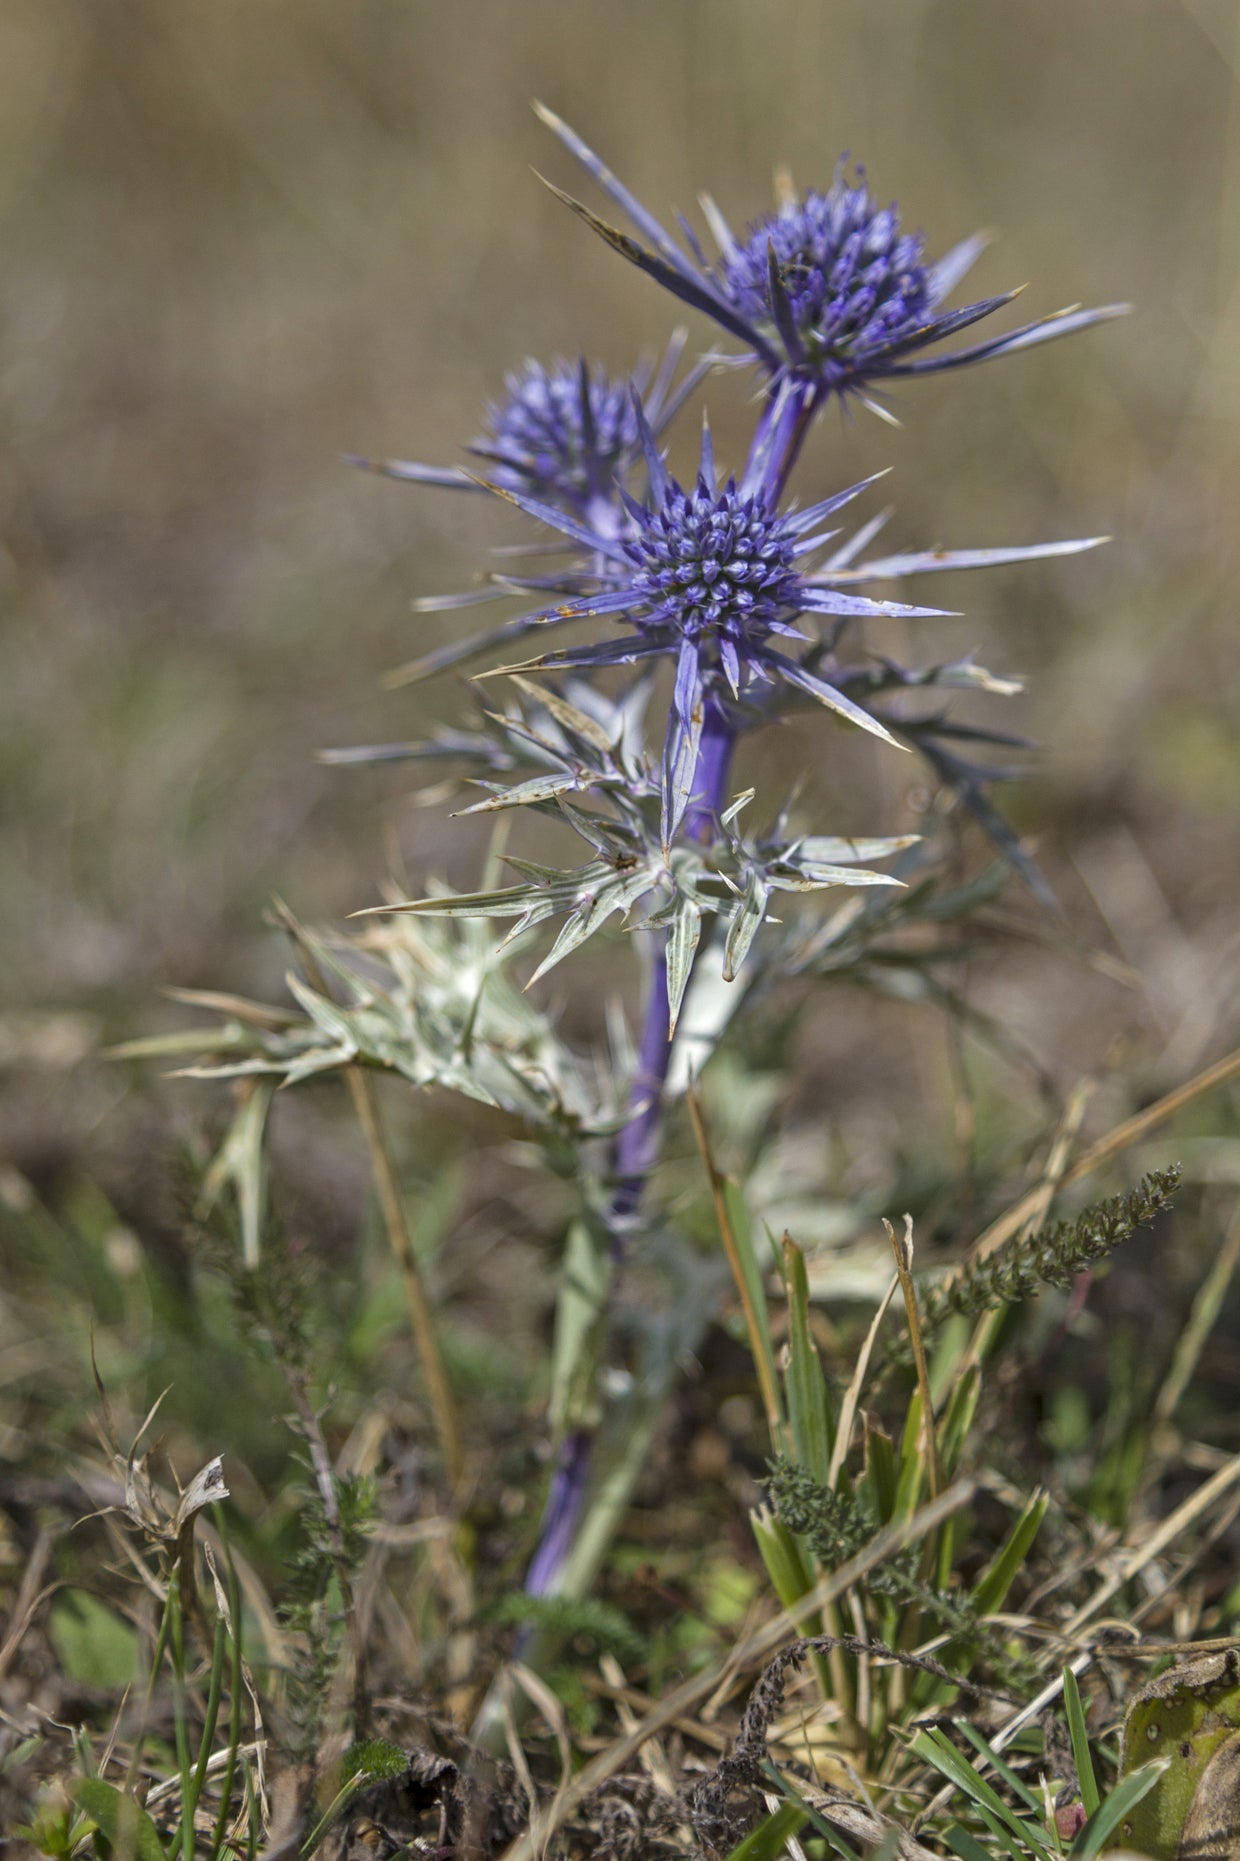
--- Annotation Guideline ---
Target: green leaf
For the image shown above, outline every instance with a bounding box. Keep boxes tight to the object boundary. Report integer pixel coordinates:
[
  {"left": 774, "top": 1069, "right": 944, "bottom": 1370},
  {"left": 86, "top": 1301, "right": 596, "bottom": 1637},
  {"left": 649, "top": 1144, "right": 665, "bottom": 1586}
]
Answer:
[
  {"left": 751, "top": 1508, "right": 818, "bottom": 1619},
  {"left": 1071, "top": 1760, "right": 1166, "bottom": 1858},
  {"left": 1063, "top": 1667, "right": 1101, "bottom": 1817},
  {"left": 911, "top": 1729, "right": 1054, "bottom": 1858},
  {"left": 944, "top": 1822, "right": 996, "bottom": 1861},
  {"left": 957, "top": 1723, "right": 1045, "bottom": 1816},
  {"left": 860, "top": 1415, "right": 897, "bottom": 1522},
  {"left": 971, "top": 1489, "right": 1048, "bottom": 1618},
  {"left": 724, "top": 1181, "right": 783, "bottom": 1438},
  {"left": 893, "top": 1390, "right": 926, "bottom": 1521},
  {"left": 938, "top": 1363, "right": 981, "bottom": 1480},
  {"left": 1119, "top": 1651, "right": 1240, "bottom": 1858},
  {"left": 200, "top": 1077, "right": 273, "bottom": 1270},
  {"left": 68, "top": 1781, "right": 163, "bottom": 1861},
  {"left": 509, "top": 673, "right": 617, "bottom": 750},
  {"left": 767, "top": 863, "right": 903, "bottom": 892},
  {"left": 458, "top": 771, "right": 587, "bottom": 813},
  {"left": 49, "top": 1592, "right": 137, "bottom": 1691},
  {"left": 549, "top": 1219, "right": 612, "bottom": 1436},
  {"left": 526, "top": 868, "right": 655, "bottom": 986},
  {"left": 782, "top": 1236, "right": 832, "bottom": 1484},
  {"left": 724, "top": 1798, "right": 809, "bottom": 1859},
  {"left": 791, "top": 834, "right": 920, "bottom": 865}
]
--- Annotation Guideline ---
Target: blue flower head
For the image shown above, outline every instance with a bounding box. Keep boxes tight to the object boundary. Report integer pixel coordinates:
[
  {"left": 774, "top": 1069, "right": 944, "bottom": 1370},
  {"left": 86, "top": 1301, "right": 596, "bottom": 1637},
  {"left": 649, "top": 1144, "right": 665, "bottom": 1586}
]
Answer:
[
  {"left": 714, "top": 169, "right": 936, "bottom": 390},
  {"left": 480, "top": 358, "right": 638, "bottom": 504},
  {"left": 348, "top": 338, "right": 705, "bottom": 521},
  {"left": 467, "top": 401, "right": 952, "bottom": 842},
  {"left": 536, "top": 105, "right": 1125, "bottom": 404}
]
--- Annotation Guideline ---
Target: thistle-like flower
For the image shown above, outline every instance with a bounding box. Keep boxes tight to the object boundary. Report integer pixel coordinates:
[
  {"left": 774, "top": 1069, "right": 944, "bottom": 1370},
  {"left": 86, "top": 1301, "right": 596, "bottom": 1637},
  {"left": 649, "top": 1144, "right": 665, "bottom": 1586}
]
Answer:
[
  {"left": 348, "top": 338, "right": 705, "bottom": 523},
  {"left": 472, "top": 405, "right": 951, "bottom": 840},
  {"left": 483, "top": 358, "right": 641, "bottom": 505},
  {"left": 536, "top": 105, "right": 1125, "bottom": 406}
]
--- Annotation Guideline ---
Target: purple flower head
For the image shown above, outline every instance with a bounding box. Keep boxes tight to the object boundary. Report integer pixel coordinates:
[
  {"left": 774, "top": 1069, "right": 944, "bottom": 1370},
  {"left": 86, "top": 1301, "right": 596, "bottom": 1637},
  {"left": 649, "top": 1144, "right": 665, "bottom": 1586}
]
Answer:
[
  {"left": 479, "top": 358, "right": 638, "bottom": 504},
  {"left": 347, "top": 335, "right": 708, "bottom": 522},
  {"left": 461, "top": 404, "right": 953, "bottom": 842},
  {"left": 623, "top": 470, "right": 800, "bottom": 688},
  {"left": 715, "top": 170, "right": 936, "bottom": 390},
  {"left": 535, "top": 104, "right": 1126, "bottom": 404}
]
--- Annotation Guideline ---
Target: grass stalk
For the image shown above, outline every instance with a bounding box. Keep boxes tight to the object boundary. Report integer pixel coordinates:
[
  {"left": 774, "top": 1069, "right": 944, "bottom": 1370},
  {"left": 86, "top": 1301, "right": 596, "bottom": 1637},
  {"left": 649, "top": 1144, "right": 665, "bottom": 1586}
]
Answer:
[{"left": 687, "top": 1081, "right": 783, "bottom": 1444}]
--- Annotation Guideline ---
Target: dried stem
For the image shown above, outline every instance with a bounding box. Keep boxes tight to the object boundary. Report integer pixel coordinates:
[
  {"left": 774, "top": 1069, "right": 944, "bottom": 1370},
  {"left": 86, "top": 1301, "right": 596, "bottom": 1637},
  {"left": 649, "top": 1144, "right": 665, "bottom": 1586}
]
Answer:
[
  {"left": 272, "top": 898, "right": 463, "bottom": 1489},
  {"left": 346, "top": 1068, "right": 464, "bottom": 1490},
  {"left": 687, "top": 1081, "right": 783, "bottom": 1442}
]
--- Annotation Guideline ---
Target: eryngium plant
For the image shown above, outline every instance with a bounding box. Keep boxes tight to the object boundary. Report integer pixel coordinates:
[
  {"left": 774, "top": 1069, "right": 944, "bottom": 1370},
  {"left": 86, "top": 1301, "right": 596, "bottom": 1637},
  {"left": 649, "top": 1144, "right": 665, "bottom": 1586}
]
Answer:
[{"left": 174, "top": 109, "right": 1121, "bottom": 1616}]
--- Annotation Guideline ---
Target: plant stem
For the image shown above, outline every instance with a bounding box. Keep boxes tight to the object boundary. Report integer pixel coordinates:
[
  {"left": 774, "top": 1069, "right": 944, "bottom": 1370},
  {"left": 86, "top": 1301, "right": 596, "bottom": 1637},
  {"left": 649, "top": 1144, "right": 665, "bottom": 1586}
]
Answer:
[
  {"left": 610, "top": 942, "right": 672, "bottom": 1232},
  {"left": 519, "top": 377, "right": 813, "bottom": 1605}
]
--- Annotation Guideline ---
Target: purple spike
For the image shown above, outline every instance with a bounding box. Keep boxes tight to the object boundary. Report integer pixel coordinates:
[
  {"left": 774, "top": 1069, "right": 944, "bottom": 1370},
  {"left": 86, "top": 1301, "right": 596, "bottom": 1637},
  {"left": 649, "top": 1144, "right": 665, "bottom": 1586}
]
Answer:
[{"left": 631, "top": 389, "right": 669, "bottom": 504}]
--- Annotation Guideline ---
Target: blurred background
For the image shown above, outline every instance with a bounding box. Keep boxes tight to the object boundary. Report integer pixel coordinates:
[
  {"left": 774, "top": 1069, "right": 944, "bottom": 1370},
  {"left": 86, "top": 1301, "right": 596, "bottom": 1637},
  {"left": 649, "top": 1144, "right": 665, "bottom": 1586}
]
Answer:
[{"left": 2, "top": 0, "right": 1239, "bottom": 1229}]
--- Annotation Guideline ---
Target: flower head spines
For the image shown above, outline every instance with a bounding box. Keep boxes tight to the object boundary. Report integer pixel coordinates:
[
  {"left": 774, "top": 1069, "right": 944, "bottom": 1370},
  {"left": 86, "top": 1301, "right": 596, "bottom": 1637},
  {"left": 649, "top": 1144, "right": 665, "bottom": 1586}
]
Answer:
[
  {"left": 717, "top": 172, "right": 936, "bottom": 382},
  {"left": 478, "top": 358, "right": 638, "bottom": 503},
  {"left": 625, "top": 471, "right": 800, "bottom": 666},
  {"left": 537, "top": 107, "right": 1127, "bottom": 401},
  {"left": 349, "top": 333, "right": 710, "bottom": 521}
]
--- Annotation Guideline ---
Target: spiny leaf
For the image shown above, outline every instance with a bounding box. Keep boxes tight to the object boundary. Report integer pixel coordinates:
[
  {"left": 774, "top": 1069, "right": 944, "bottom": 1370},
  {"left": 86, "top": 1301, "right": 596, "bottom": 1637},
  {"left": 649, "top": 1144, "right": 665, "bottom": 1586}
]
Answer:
[
  {"left": 724, "top": 870, "right": 769, "bottom": 982},
  {"left": 665, "top": 894, "right": 703, "bottom": 1034}
]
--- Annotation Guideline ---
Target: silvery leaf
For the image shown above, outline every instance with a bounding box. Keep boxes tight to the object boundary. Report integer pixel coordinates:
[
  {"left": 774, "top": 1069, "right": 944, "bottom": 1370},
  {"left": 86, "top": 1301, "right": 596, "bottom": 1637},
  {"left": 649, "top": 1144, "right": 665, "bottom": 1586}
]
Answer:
[{"left": 724, "top": 870, "right": 770, "bottom": 982}]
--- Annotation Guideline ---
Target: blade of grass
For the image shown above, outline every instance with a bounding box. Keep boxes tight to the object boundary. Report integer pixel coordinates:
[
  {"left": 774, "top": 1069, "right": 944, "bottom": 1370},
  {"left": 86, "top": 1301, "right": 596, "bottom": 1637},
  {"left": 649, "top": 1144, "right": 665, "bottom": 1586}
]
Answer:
[
  {"left": 886, "top": 1217, "right": 943, "bottom": 1499},
  {"left": 187, "top": 1614, "right": 227, "bottom": 1826},
  {"left": 1062, "top": 1667, "right": 1100, "bottom": 1816},
  {"left": 777, "top": 1232, "right": 852, "bottom": 1717},
  {"left": 911, "top": 1728, "right": 1054, "bottom": 1858},
  {"left": 944, "top": 1822, "right": 996, "bottom": 1861},
  {"left": 957, "top": 1723, "right": 1045, "bottom": 1817},
  {"left": 1070, "top": 1760, "right": 1166, "bottom": 1858},
  {"left": 938, "top": 1364, "right": 981, "bottom": 1481},
  {"left": 1154, "top": 1200, "right": 1240, "bottom": 1429},
  {"left": 725, "top": 1797, "right": 809, "bottom": 1859},
  {"left": 206, "top": 1511, "right": 247, "bottom": 1861},
  {"left": 164, "top": 1577, "right": 195, "bottom": 1861},
  {"left": 750, "top": 1508, "right": 836, "bottom": 1707},
  {"left": 782, "top": 1234, "right": 833, "bottom": 1485},
  {"left": 828, "top": 1272, "right": 899, "bottom": 1488},
  {"left": 971, "top": 1489, "right": 1048, "bottom": 1617}
]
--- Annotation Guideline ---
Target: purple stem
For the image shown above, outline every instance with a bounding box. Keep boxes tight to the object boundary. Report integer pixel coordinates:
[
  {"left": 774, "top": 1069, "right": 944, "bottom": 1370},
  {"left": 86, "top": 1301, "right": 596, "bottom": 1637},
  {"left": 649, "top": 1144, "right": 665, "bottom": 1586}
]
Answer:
[
  {"left": 524, "top": 1428, "right": 592, "bottom": 1596},
  {"left": 522, "top": 379, "right": 809, "bottom": 1601},
  {"left": 525, "top": 724, "right": 734, "bottom": 1598},
  {"left": 614, "top": 696, "right": 733, "bottom": 1231},
  {"left": 611, "top": 942, "right": 672, "bottom": 1231},
  {"left": 745, "top": 376, "right": 820, "bottom": 503}
]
